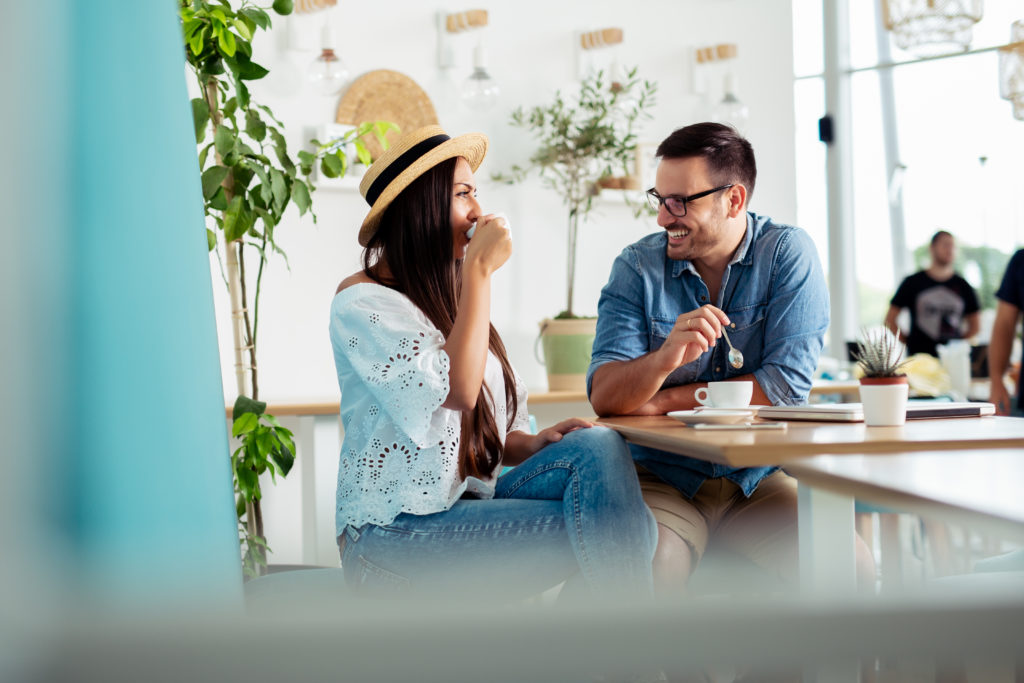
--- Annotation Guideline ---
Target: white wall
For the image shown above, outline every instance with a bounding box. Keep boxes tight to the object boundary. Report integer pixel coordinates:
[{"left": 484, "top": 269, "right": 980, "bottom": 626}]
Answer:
[{"left": 209, "top": 0, "right": 797, "bottom": 403}]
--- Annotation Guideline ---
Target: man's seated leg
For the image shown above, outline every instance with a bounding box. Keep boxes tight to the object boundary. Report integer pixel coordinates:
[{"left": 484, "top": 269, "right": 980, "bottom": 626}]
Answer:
[
  {"left": 637, "top": 468, "right": 710, "bottom": 595},
  {"left": 714, "top": 471, "right": 876, "bottom": 590}
]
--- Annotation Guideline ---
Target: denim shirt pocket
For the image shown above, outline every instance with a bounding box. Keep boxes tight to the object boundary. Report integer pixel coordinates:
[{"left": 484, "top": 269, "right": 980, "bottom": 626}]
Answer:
[
  {"left": 723, "top": 302, "right": 766, "bottom": 375},
  {"left": 650, "top": 316, "right": 700, "bottom": 385}
]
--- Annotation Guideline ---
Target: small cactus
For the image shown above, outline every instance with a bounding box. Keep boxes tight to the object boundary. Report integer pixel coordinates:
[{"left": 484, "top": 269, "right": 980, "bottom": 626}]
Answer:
[{"left": 854, "top": 327, "right": 907, "bottom": 378}]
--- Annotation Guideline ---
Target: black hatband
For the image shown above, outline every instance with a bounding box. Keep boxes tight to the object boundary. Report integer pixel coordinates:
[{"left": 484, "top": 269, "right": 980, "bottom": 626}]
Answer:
[{"left": 365, "top": 134, "right": 450, "bottom": 207}]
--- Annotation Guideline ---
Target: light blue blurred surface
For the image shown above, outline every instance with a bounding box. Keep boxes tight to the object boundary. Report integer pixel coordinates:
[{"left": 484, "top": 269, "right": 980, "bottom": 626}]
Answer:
[{"left": 2, "top": 0, "right": 241, "bottom": 610}]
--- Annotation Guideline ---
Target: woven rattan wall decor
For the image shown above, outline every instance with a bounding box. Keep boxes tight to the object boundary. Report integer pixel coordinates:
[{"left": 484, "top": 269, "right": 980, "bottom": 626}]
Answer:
[{"left": 335, "top": 70, "right": 439, "bottom": 159}]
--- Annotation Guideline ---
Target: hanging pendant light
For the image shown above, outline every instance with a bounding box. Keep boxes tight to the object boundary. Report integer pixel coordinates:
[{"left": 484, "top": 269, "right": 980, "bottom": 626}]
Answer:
[
  {"left": 882, "top": 0, "right": 983, "bottom": 57},
  {"left": 461, "top": 41, "right": 500, "bottom": 111},
  {"left": 712, "top": 72, "right": 750, "bottom": 133},
  {"left": 998, "top": 20, "right": 1024, "bottom": 121}
]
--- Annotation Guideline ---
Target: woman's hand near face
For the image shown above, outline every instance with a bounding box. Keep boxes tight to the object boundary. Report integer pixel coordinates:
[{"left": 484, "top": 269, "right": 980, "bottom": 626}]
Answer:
[{"left": 464, "top": 213, "right": 512, "bottom": 276}]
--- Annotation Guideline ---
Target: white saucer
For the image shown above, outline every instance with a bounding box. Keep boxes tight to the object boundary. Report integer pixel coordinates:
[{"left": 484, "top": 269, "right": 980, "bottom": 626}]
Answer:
[{"left": 667, "top": 409, "right": 755, "bottom": 425}]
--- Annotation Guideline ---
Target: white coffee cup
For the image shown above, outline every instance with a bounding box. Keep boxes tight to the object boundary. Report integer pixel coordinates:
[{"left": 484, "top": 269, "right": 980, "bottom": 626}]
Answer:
[{"left": 694, "top": 381, "right": 753, "bottom": 409}]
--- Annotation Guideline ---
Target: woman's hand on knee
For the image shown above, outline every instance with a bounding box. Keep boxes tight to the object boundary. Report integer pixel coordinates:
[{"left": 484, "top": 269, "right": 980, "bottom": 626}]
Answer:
[
  {"left": 530, "top": 418, "right": 593, "bottom": 451},
  {"left": 502, "top": 419, "right": 594, "bottom": 465}
]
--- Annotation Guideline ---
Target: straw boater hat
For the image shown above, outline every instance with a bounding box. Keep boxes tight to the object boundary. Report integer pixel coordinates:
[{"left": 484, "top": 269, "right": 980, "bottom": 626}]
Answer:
[{"left": 357, "top": 125, "right": 489, "bottom": 247}]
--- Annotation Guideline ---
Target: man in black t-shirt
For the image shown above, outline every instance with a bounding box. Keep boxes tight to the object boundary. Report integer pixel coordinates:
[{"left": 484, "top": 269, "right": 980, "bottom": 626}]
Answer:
[{"left": 885, "top": 230, "right": 980, "bottom": 357}]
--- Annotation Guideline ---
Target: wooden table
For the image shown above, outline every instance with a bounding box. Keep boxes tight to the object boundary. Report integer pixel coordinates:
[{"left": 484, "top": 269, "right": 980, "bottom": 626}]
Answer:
[
  {"left": 594, "top": 414, "right": 1024, "bottom": 467},
  {"left": 594, "top": 415, "right": 1024, "bottom": 596}
]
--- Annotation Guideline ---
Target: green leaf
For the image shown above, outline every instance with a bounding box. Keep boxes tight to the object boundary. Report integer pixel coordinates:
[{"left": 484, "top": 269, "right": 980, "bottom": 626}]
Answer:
[
  {"left": 250, "top": 166, "right": 272, "bottom": 205},
  {"left": 296, "top": 149, "right": 315, "bottom": 176},
  {"left": 269, "top": 436, "right": 295, "bottom": 476},
  {"left": 191, "top": 98, "right": 210, "bottom": 143},
  {"left": 234, "top": 56, "right": 270, "bottom": 81},
  {"left": 206, "top": 228, "right": 217, "bottom": 251},
  {"left": 235, "top": 78, "right": 250, "bottom": 110},
  {"left": 354, "top": 140, "right": 372, "bottom": 167},
  {"left": 222, "top": 96, "right": 238, "bottom": 120},
  {"left": 189, "top": 25, "right": 207, "bottom": 56},
  {"left": 182, "top": 18, "right": 201, "bottom": 40},
  {"left": 232, "top": 164, "right": 254, "bottom": 192},
  {"left": 268, "top": 127, "right": 295, "bottom": 173},
  {"left": 245, "top": 109, "right": 266, "bottom": 141},
  {"left": 233, "top": 17, "right": 253, "bottom": 41},
  {"left": 223, "top": 195, "right": 245, "bottom": 241},
  {"left": 201, "top": 166, "right": 230, "bottom": 199},
  {"left": 232, "top": 411, "right": 259, "bottom": 437},
  {"left": 236, "top": 465, "right": 259, "bottom": 501},
  {"left": 255, "top": 428, "right": 275, "bottom": 459},
  {"left": 272, "top": 0, "right": 293, "bottom": 15},
  {"left": 240, "top": 7, "right": 271, "bottom": 30},
  {"left": 292, "top": 180, "right": 311, "bottom": 215},
  {"left": 321, "top": 151, "right": 345, "bottom": 178},
  {"left": 262, "top": 413, "right": 283, "bottom": 428},
  {"left": 217, "top": 27, "right": 237, "bottom": 57},
  {"left": 198, "top": 142, "right": 214, "bottom": 169},
  {"left": 214, "top": 124, "right": 234, "bottom": 157},
  {"left": 269, "top": 169, "right": 288, "bottom": 213},
  {"left": 209, "top": 186, "right": 228, "bottom": 211},
  {"left": 240, "top": 207, "right": 258, "bottom": 239}
]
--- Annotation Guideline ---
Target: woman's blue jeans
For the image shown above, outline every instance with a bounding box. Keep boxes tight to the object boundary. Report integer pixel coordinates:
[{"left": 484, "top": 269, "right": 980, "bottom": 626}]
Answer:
[{"left": 340, "top": 426, "right": 656, "bottom": 600}]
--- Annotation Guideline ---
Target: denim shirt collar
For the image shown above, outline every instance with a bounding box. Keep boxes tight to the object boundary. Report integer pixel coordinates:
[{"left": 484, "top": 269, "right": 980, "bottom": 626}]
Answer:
[{"left": 670, "top": 212, "right": 756, "bottom": 279}]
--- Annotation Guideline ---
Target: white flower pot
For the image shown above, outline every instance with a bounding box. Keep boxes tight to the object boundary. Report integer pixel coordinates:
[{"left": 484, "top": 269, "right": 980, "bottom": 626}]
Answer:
[{"left": 859, "top": 377, "right": 909, "bottom": 426}]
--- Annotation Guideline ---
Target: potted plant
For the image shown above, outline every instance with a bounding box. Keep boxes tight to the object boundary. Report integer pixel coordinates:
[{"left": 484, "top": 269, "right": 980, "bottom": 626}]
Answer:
[
  {"left": 180, "top": 0, "right": 392, "bottom": 576},
  {"left": 497, "top": 68, "right": 656, "bottom": 391},
  {"left": 853, "top": 327, "right": 910, "bottom": 426}
]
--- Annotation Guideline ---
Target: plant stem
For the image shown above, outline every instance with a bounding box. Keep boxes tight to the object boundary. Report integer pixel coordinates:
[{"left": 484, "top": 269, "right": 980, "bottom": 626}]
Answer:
[
  {"left": 238, "top": 246, "right": 259, "bottom": 402},
  {"left": 204, "top": 71, "right": 265, "bottom": 575},
  {"left": 566, "top": 208, "right": 578, "bottom": 318}
]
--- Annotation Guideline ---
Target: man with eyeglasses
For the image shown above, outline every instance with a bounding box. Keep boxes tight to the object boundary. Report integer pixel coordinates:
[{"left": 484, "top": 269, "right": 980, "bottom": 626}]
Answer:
[{"left": 587, "top": 122, "right": 872, "bottom": 593}]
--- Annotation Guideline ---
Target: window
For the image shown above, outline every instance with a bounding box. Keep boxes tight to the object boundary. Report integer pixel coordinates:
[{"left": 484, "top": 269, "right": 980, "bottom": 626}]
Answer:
[{"left": 793, "top": 0, "right": 1024, "bottom": 341}]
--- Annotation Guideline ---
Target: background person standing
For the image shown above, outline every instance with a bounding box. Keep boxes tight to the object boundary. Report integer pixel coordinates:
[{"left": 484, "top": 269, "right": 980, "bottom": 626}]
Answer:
[{"left": 885, "top": 230, "right": 980, "bottom": 357}]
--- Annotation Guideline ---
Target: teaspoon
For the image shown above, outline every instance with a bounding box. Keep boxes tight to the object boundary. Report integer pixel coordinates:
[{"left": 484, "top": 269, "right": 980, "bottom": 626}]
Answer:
[{"left": 721, "top": 327, "right": 744, "bottom": 369}]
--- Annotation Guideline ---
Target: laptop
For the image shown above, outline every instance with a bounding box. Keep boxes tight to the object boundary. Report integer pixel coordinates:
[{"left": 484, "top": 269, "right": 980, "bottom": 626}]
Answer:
[{"left": 757, "top": 400, "right": 996, "bottom": 422}]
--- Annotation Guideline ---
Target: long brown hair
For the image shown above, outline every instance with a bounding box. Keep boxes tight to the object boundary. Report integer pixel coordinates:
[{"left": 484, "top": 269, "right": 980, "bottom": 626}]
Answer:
[{"left": 362, "top": 157, "right": 518, "bottom": 479}]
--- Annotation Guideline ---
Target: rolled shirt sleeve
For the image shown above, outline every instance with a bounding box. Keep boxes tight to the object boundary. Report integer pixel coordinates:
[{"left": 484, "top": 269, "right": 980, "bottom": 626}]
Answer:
[
  {"left": 587, "top": 248, "right": 650, "bottom": 396},
  {"left": 753, "top": 228, "right": 829, "bottom": 405}
]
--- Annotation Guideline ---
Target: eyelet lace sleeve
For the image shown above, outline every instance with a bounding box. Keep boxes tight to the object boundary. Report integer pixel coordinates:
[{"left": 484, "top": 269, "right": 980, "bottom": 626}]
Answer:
[
  {"left": 330, "top": 286, "right": 451, "bottom": 447},
  {"left": 509, "top": 367, "right": 530, "bottom": 434},
  {"left": 330, "top": 284, "right": 470, "bottom": 530}
]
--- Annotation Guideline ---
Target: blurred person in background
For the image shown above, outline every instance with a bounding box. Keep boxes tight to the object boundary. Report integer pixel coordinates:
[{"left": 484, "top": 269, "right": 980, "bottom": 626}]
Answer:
[{"left": 885, "top": 230, "right": 980, "bottom": 357}]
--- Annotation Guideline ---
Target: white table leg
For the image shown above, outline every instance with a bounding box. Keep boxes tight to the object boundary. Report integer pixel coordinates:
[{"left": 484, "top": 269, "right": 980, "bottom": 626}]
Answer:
[
  {"left": 798, "top": 484, "right": 857, "bottom": 594},
  {"left": 798, "top": 484, "right": 861, "bottom": 682}
]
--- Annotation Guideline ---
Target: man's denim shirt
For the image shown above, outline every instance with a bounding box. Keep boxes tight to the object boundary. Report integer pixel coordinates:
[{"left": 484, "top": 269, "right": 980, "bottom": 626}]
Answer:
[{"left": 587, "top": 212, "right": 829, "bottom": 499}]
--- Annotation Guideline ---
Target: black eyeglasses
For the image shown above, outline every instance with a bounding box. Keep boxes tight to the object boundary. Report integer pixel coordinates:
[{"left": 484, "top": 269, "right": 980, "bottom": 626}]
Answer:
[{"left": 645, "top": 184, "right": 734, "bottom": 217}]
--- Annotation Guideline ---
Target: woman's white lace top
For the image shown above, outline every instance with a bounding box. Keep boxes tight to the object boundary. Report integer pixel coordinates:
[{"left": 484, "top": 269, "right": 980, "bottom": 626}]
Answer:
[{"left": 330, "top": 283, "right": 529, "bottom": 533}]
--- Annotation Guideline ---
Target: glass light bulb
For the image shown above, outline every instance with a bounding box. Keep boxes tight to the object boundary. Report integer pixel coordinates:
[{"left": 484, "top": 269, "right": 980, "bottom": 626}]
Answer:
[
  {"left": 462, "top": 42, "right": 500, "bottom": 111},
  {"left": 306, "top": 48, "right": 349, "bottom": 96},
  {"left": 462, "top": 67, "right": 500, "bottom": 110},
  {"left": 712, "top": 74, "right": 749, "bottom": 132}
]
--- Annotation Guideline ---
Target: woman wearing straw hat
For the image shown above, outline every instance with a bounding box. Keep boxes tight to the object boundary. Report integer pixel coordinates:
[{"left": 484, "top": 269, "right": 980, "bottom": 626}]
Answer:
[{"left": 329, "top": 126, "right": 655, "bottom": 599}]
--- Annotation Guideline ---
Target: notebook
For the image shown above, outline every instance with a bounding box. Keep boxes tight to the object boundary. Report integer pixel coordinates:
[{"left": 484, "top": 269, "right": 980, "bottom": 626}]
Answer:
[{"left": 756, "top": 401, "right": 996, "bottom": 423}]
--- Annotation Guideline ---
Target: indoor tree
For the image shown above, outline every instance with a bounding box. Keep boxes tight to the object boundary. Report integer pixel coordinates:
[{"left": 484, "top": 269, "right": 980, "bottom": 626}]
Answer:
[
  {"left": 180, "top": 0, "right": 392, "bottom": 576},
  {"left": 497, "top": 68, "right": 656, "bottom": 318}
]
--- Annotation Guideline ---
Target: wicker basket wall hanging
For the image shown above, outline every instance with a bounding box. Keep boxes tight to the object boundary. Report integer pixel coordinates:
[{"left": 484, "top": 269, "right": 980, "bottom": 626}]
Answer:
[{"left": 335, "top": 69, "right": 439, "bottom": 160}]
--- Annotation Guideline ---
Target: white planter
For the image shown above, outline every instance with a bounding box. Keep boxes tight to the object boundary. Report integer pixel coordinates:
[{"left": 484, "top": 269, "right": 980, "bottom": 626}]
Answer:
[{"left": 859, "top": 379, "right": 909, "bottom": 426}]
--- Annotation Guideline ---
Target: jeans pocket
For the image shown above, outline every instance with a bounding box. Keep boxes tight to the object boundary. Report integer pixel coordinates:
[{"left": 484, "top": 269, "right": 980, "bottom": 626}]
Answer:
[{"left": 354, "top": 555, "right": 411, "bottom": 593}]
